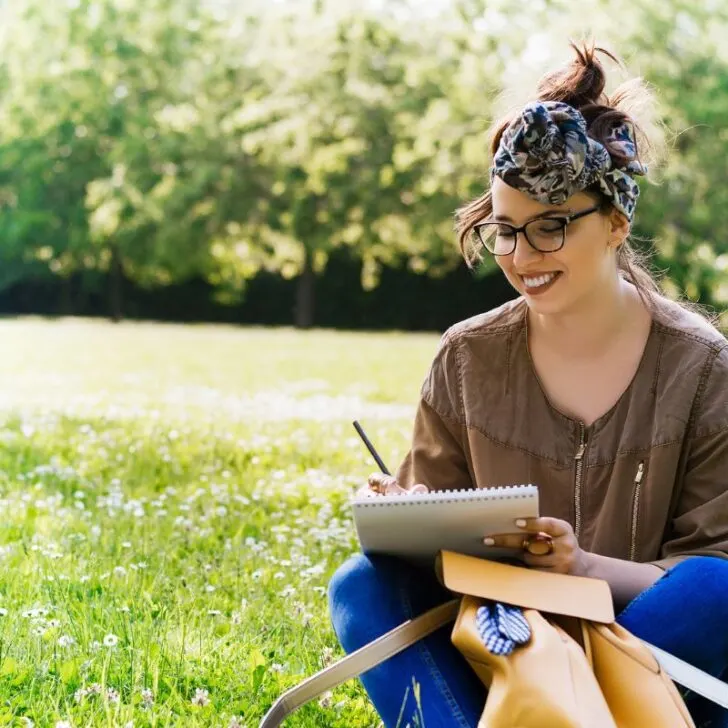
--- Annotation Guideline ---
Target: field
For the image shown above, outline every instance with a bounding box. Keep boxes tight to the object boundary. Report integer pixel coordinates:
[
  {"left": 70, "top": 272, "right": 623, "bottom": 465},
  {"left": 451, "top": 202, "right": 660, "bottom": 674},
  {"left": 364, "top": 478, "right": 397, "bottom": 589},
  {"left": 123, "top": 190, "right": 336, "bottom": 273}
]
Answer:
[{"left": 0, "top": 318, "right": 441, "bottom": 727}]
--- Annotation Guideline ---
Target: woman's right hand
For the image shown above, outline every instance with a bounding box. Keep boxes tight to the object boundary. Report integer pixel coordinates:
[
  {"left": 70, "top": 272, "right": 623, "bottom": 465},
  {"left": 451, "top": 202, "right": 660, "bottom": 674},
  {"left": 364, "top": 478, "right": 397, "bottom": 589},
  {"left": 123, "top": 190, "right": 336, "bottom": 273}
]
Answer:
[{"left": 355, "top": 473, "right": 429, "bottom": 498}]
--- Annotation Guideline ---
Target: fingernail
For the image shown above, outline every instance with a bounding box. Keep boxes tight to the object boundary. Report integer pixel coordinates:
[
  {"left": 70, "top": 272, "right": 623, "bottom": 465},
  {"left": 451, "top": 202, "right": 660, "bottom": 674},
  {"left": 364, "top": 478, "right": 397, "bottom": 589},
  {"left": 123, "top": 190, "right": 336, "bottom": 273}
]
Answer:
[
  {"left": 483, "top": 537, "right": 495, "bottom": 546},
  {"left": 515, "top": 519, "right": 527, "bottom": 528}
]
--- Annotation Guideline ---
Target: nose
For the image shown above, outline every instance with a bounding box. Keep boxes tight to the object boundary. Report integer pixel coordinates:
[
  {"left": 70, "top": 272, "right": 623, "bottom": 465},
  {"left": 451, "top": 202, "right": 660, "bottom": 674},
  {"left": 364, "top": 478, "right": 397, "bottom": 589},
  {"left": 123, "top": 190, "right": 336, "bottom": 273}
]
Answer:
[{"left": 511, "top": 231, "right": 543, "bottom": 268}]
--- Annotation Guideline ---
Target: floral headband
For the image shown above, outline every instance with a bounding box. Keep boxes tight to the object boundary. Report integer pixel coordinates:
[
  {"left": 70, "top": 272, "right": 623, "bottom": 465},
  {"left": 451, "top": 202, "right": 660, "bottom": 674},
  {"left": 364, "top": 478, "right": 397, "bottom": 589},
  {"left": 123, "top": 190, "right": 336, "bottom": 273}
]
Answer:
[{"left": 490, "top": 100, "right": 647, "bottom": 223}]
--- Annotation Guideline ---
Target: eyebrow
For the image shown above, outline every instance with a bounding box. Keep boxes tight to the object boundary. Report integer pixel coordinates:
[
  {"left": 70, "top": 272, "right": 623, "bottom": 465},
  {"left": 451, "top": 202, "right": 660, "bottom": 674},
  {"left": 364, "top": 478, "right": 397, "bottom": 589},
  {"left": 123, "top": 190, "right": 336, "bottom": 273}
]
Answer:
[{"left": 494, "top": 209, "right": 572, "bottom": 223}]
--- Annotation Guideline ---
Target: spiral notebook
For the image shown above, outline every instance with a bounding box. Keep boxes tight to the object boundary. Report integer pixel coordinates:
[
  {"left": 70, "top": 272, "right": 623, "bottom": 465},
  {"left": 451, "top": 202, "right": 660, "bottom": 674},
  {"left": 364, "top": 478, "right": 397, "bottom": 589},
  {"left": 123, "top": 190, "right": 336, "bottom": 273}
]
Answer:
[{"left": 350, "top": 485, "right": 539, "bottom": 564}]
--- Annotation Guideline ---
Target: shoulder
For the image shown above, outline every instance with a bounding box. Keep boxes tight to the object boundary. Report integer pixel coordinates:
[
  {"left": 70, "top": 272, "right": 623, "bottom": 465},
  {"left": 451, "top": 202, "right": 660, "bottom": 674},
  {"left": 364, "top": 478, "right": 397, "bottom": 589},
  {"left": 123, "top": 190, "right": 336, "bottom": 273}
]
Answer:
[
  {"left": 650, "top": 294, "right": 727, "bottom": 353},
  {"left": 650, "top": 295, "right": 728, "bottom": 435},
  {"left": 441, "top": 297, "right": 527, "bottom": 346},
  {"left": 422, "top": 298, "right": 525, "bottom": 420}
]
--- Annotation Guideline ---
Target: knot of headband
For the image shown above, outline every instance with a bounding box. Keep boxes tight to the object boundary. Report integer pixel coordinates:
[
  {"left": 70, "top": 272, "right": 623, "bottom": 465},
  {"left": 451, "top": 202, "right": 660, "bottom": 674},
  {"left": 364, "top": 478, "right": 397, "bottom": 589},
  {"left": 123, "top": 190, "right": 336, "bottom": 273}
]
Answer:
[{"left": 490, "top": 100, "right": 647, "bottom": 223}]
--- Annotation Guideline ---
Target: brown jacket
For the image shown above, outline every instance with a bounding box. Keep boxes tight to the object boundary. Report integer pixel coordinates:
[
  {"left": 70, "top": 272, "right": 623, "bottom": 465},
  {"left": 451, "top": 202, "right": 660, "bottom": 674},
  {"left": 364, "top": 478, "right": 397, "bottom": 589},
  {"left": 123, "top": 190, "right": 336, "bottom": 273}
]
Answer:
[{"left": 396, "top": 295, "right": 728, "bottom": 571}]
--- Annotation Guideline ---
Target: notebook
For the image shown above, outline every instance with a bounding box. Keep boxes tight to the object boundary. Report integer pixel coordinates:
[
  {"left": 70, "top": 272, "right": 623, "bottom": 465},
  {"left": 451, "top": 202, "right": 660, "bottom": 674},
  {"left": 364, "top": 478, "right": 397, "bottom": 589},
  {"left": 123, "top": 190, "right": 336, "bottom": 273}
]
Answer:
[{"left": 350, "top": 485, "right": 539, "bottom": 564}]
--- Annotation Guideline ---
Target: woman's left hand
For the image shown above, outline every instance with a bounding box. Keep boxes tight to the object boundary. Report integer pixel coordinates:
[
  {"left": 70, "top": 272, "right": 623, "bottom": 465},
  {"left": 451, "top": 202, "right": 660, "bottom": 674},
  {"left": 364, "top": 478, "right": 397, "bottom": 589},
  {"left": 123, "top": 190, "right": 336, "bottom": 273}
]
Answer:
[{"left": 483, "top": 516, "right": 591, "bottom": 576}]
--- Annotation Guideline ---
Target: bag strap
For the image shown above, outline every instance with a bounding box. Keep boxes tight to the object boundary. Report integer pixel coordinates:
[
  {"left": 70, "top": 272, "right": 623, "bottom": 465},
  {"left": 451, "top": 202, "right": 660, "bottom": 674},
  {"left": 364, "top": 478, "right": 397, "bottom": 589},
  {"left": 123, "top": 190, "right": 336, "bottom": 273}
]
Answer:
[
  {"left": 643, "top": 639, "right": 728, "bottom": 710},
  {"left": 258, "top": 599, "right": 460, "bottom": 728},
  {"left": 258, "top": 601, "right": 728, "bottom": 727}
]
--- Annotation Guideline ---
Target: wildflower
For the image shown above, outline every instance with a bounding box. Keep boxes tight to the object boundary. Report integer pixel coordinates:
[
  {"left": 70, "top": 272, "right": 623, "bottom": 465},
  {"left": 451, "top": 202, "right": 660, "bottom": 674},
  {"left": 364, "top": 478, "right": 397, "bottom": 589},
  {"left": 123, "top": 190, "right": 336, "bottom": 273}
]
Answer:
[
  {"left": 140, "top": 687, "right": 154, "bottom": 707},
  {"left": 106, "top": 687, "right": 120, "bottom": 704},
  {"left": 207, "top": 609, "right": 222, "bottom": 617},
  {"left": 103, "top": 633, "right": 118, "bottom": 647},
  {"left": 55, "top": 721, "right": 72, "bottom": 728},
  {"left": 321, "top": 647, "right": 335, "bottom": 667},
  {"left": 229, "top": 717, "right": 245, "bottom": 728},
  {"left": 191, "top": 687, "right": 210, "bottom": 706},
  {"left": 319, "top": 690, "right": 333, "bottom": 708},
  {"left": 113, "top": 566, "right": 127, "bottom": 577},
  {"left": 58, "top": 635, "right": 75, "bottom": 647},
  {"left": 0, "top": 608, "right": 7, "bottom": 616}
]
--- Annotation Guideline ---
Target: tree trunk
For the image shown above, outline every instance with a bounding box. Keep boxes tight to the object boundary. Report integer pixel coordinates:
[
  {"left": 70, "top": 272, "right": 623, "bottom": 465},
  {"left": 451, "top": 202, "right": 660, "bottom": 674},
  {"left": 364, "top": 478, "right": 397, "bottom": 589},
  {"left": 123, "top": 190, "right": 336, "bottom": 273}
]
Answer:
[
  {"left": 58, "top": 276, "right": 74, "bottom": 316},
  {"left": 109, "top": 244, "right": 124, "bottom": 323},
  {"left": 294, "top": 248, "right": 315, "bottom": 328}
]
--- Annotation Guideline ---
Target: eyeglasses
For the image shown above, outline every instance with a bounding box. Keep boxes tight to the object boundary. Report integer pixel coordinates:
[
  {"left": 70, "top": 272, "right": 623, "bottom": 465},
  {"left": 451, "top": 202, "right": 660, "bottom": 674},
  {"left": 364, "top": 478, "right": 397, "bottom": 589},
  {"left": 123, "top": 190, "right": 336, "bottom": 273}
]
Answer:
[{"left": 472, "top": 204, "right": 602, "bottom": 256}]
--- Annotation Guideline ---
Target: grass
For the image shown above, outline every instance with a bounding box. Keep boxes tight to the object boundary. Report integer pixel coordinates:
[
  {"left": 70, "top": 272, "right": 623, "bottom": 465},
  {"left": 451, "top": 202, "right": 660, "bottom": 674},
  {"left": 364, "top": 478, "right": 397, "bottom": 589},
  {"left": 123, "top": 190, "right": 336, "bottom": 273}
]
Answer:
[{"left": 0, "top": 317, "right": 442, "bottom": 727}]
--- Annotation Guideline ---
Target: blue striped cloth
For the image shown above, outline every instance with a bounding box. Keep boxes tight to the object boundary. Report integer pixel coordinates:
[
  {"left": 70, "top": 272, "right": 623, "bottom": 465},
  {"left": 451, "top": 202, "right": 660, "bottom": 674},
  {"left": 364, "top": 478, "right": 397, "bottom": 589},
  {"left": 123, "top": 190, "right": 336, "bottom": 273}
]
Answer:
[{"left": 476, "top": 602, "right": 532, "bottom": 656}]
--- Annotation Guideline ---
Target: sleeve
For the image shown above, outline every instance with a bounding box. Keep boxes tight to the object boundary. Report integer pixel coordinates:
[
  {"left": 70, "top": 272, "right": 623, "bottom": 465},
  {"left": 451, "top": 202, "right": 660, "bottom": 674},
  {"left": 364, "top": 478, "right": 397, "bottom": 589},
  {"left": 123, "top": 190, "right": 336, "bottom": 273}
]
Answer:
[
  {"left": 395, "top": 332, "right": 474, "bottom": 492},
  {"left": 648, "top": 347, "right": 728, "bottom": 571}
]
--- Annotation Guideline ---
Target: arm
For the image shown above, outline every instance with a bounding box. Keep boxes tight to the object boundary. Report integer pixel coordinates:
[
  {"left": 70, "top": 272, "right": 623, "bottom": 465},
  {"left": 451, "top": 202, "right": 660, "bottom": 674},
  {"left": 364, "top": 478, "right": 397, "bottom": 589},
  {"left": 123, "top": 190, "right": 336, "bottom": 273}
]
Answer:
[
  {"left": 395, "top": 333, "right": 473, "bottom": 491},
  {"left": 592, "top": 346, "right": 728, "bottom": 611},
  {"left": 584, "top": 553, "right": 664, "bottom": 611},
  {"left": 645, "top": 347, "right": 728, "bottom": 572},
  {"left": 395, "top": 398, "right": 472, "bottom": 491}
]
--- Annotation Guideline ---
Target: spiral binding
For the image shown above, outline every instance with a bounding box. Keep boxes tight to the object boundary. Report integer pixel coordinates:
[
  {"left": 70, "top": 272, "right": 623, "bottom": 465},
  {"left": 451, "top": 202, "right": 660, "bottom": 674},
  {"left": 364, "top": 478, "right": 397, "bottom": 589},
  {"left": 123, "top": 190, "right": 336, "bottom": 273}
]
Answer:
[{"left": 351, "top": 483, "right": 537, "bottom": 507}]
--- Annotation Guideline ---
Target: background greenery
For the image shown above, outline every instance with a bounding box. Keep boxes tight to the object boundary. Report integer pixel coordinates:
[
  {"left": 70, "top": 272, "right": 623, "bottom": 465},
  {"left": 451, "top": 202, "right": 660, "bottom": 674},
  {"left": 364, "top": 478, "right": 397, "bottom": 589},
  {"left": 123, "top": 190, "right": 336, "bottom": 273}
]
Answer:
[
  {"left": 2, "top": 0, "right": 728, "bottom": 328},
  {"left": 0, "top": 317, "right": 440, "bottom": 726}
]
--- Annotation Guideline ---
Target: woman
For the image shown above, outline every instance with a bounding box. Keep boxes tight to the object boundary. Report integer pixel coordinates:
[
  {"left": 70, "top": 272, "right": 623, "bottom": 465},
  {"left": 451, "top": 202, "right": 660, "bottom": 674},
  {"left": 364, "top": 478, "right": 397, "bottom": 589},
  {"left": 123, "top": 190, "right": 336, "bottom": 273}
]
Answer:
[{"left": 328, "top": 43, "right": 728, "bottom": 728}]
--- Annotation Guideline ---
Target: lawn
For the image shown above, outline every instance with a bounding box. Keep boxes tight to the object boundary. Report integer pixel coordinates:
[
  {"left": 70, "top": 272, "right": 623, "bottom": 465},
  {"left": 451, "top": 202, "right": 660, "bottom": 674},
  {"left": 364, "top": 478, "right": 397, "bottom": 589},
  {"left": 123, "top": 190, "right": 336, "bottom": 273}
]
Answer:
[{"left": 0, "top": 317, "right": 441, "bottom": 727}]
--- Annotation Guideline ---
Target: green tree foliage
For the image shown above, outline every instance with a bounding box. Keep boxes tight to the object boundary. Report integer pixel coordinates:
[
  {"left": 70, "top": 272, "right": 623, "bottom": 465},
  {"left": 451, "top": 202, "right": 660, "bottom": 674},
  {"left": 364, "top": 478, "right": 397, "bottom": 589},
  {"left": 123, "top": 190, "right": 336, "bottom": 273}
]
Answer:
[{"left": 0, "top": 0, "right": 728, "bottom": 324}]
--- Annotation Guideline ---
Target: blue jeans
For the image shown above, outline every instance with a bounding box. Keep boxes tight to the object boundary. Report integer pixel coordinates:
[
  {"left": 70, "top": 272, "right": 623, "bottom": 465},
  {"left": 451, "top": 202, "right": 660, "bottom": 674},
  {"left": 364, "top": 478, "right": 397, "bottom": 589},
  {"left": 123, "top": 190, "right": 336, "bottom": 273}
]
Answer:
[{"left": 328, "top": 554, "right": 728, "bottom": 728}]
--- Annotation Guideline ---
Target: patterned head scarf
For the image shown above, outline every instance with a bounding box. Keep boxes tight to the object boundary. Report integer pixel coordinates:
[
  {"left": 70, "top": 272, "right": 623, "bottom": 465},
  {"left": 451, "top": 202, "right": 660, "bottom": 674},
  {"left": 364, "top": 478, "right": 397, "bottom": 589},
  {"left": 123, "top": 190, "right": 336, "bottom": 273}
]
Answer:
[{"left": 490, "top": 100, "right": 647, "bottom": 223}]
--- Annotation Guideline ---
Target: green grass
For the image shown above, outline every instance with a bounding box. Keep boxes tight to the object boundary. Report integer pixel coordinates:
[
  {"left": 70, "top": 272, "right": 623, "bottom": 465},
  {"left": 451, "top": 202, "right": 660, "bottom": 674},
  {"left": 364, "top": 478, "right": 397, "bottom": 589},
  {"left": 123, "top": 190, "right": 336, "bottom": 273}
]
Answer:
[{"left": 0, "top": 317, "right": 441, "bottom": 727}]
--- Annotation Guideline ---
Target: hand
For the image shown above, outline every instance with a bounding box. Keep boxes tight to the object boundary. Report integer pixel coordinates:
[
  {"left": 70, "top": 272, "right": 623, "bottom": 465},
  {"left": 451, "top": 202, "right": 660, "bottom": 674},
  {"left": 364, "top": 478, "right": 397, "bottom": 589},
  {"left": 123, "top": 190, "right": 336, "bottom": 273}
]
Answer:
[
  {"left": 483, "top": 516, "right": 591, "bottom": 576},
  {"left": 354, "top": 473, "right": 429, "bottom": 498}
]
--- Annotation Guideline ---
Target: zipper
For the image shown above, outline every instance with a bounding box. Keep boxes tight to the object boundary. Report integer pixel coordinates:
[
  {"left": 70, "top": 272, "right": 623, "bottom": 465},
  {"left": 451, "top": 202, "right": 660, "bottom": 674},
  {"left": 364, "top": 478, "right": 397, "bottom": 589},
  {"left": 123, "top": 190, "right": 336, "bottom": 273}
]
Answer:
[
  {"left": 574, "top": 423, "right": 587, "bottom": 540},
  {"left": 629, "top": 461, "right": 645, "bottom": 561}
]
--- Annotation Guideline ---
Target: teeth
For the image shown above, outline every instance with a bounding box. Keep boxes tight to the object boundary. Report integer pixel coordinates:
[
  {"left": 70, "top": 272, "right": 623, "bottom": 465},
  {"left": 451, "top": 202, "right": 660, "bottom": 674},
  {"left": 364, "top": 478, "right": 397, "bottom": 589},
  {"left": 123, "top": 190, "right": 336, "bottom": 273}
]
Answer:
[{"left": 523, "top": 272, "right": 557, "bottom": 289}]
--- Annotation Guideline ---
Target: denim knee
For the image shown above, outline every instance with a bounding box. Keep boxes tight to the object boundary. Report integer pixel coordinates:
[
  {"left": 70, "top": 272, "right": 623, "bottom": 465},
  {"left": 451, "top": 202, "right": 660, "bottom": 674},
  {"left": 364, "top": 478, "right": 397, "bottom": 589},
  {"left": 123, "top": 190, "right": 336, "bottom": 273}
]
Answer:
[
  {"left": 618, "top": 555, "right": 728, "bottom": 634},
  {"left": 666, "top": 555, "right": 728, "bottom": 612},
  {"left": 328, "top": 553, "right": 405, "bottom": 655}
]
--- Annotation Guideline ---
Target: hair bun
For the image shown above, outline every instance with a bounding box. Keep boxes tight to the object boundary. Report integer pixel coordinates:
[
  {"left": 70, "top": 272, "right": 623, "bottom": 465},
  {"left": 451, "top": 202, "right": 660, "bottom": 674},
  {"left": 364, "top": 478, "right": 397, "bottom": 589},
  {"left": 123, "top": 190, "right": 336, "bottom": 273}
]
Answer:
[{"left": 535, "top": 41, "right": 618, "bottom": 109}]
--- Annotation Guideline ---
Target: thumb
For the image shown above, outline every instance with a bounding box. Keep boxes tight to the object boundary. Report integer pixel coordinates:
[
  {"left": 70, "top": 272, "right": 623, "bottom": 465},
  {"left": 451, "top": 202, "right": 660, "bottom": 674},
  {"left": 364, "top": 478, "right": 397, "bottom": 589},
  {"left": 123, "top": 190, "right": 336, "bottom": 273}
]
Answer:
[{"left": 409, "top": 484, "right": 429, "bottom": 494}]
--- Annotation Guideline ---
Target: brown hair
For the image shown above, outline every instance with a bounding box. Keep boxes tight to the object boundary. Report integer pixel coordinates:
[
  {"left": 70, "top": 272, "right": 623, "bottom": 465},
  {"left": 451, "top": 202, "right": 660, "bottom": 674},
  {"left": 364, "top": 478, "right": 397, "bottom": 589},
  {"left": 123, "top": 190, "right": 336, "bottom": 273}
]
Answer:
[{"left": 455, "top": 41, "right": 663, "bottom": 300}]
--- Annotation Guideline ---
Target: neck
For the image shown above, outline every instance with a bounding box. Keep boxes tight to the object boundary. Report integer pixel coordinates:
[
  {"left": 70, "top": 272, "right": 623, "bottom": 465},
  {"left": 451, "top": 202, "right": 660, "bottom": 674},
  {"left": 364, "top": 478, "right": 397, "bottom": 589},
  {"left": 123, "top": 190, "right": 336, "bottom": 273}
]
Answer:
[{"left": 527, "top": 276, "right": 642, "bottom": 358}]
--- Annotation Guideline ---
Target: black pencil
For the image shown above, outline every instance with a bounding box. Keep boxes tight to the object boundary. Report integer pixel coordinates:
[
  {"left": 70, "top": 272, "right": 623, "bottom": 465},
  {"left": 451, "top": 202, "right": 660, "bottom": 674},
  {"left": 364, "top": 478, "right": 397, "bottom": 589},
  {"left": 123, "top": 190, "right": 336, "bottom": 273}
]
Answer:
[{"left": 352, "top": 420, "right": 391, "bottom": 475}]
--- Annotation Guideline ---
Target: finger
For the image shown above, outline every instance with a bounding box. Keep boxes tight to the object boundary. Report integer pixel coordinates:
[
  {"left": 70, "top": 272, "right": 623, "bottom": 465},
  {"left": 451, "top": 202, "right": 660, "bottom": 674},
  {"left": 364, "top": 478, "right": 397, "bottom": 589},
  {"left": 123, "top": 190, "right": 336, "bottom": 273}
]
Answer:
[
  {"left": 409, "top": 484, "right": 429, "bottom": 494},
  {"left": 367, "top": 473, "right": 412, "bottom": 496},
  {"left": 354, "top": 484, "right": 381, "bottom": 498},
  {"left": 514, "top": 517, "right": 572, "bottom": 537},
  {"left": 384, "top": 481, "right": 408, "bottom": 495},
  {"left": 367, "top": 473, "right": 397, "bottom": 493},
  {"left": 483, "top": 532, "right": 552, "bottom": 550}
]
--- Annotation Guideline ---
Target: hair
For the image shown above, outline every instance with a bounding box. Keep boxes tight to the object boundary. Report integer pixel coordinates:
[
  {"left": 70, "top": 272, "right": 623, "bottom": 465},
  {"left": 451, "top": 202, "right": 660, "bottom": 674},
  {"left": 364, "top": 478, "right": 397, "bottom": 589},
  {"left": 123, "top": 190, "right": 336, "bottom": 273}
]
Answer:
[{"left": 455, "top": 40, "right": 665, "bottom": 302}]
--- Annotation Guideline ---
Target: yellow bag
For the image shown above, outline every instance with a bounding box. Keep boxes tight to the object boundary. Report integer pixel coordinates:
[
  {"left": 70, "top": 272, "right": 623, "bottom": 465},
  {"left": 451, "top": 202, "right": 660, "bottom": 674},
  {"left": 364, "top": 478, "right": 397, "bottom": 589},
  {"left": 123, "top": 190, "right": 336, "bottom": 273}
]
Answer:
[
  {"left": 443, "top": 551, "right": 695, "bottom": 727},
  {"left": 260, "top": 550, "right": 728, "bottom": 727}
]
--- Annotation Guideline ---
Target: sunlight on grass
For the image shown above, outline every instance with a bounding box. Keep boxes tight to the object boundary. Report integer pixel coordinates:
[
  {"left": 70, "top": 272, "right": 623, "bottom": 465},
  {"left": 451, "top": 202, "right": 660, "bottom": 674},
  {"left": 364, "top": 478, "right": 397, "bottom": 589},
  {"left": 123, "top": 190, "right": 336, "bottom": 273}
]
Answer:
[{"left": 0, "top": 317, "right": 441, "bottom": 726}]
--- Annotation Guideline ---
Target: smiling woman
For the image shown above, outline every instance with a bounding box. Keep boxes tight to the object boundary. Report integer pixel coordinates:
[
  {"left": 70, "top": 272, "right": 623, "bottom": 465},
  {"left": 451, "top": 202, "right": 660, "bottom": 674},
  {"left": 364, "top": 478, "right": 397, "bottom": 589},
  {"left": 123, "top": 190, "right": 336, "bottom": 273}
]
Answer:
[{"left": 327, "top": 40, "right": 728, "bottom": 728}]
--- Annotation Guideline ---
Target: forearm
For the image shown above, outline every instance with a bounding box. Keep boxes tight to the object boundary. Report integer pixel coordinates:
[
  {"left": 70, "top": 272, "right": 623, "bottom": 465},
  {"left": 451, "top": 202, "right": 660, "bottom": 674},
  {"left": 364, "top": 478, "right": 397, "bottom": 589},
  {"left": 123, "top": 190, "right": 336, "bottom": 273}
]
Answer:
[{"left": 584, "top": 552, "right": 665, "bottom": 611}]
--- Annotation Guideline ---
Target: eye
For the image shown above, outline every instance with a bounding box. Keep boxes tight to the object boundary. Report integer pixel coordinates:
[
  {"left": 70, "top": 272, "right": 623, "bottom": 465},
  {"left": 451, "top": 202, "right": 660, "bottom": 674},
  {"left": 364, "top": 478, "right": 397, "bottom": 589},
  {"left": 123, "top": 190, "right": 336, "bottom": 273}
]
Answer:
[{"left": 532, "top": 219, "right": 565, "bottom": 235}]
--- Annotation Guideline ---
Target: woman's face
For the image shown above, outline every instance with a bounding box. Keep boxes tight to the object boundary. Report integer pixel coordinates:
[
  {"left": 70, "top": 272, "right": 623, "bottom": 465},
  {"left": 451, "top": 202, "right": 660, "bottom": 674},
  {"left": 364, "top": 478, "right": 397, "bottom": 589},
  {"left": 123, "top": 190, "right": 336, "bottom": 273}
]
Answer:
[{"left": 490, "top": 177, "right": 623, "bottom": 316}]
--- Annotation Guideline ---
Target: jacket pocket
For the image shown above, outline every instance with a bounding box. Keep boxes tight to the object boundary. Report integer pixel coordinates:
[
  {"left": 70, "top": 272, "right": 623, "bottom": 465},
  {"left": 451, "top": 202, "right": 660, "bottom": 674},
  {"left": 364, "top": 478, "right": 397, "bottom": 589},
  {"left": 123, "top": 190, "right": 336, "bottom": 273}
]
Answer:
[{"left": 628, "top": 461, "right": 646, "bottom": 561}]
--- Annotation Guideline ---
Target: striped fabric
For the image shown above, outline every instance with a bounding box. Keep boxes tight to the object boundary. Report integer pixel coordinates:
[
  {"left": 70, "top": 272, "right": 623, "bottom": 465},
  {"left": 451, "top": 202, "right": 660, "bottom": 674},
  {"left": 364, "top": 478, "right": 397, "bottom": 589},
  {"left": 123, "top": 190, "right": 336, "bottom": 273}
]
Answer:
[{"left": 476, "top": 601, "right": 532, "bottom": 656}]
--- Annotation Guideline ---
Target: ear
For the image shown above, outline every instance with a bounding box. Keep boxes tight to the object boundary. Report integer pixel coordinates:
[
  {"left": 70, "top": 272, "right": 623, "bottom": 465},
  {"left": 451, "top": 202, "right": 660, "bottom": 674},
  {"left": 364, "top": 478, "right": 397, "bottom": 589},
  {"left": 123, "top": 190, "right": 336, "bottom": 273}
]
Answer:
[{"left": 608, "top": 208, "right": 630, "bottom": 248}]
